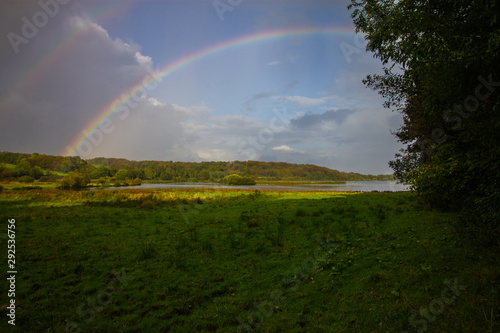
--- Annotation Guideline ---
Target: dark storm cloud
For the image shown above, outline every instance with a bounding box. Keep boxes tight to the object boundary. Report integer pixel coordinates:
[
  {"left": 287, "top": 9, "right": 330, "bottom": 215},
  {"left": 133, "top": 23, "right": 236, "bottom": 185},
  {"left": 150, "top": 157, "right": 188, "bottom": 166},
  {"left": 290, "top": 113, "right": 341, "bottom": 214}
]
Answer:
[{"left": 0, "top": 3, "right": 174, "bottom": 157}]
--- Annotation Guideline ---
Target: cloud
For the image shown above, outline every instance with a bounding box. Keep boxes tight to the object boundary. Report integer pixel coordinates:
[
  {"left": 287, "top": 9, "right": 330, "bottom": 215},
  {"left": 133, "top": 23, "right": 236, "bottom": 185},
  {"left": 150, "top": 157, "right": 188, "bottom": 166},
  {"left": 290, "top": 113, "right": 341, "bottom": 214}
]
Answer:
[
  {"left": 272, "top": 145, "right": 295, "bottom": 151},
  {"left": 147, "top": 97, "right": 164, "bottom": 107},
  {"left": 0, "top": 11, "right": 167, "bottom": 158},
  {"left": 244, "top": 91, "right": 275, "bottom": 112},
  {"left": 290, "top": 109, "right": 355, "bottom": 129},
  {"left": 89, "top": 99, "right": 209, "bottom": 161},
  {"left": 266, "top": 61, "right": 281, "bottom": 66},
  {"left": 280, "top": 95, "right": 327, "bottom": 107},
  {"left": 265, "top": 55, "right": 297, "bottom": 67},
  {"left": 134, "top": 52, "right": 154, "bottom": 68}
]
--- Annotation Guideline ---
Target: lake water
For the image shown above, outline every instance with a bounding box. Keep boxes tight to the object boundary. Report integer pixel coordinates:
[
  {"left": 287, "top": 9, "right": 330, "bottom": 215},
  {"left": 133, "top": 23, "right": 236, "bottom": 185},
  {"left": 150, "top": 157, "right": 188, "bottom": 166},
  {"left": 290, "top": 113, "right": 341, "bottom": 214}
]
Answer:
[{"left": 96, "top": 181, "right": 409, "bottom": 192}]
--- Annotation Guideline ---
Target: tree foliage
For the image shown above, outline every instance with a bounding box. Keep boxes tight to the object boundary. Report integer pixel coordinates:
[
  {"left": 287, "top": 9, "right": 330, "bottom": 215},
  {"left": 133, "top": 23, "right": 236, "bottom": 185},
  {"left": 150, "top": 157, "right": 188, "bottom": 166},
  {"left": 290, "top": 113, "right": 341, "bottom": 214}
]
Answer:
[
  {"left": 0, "top": 151, "right": 395, "bottom": 183},
  {"left": 349, "top": 0, "right": 500, "bottom": 236},
  {"left": 221, "top": 174, "right": 256, "bottom": 186},
  {"left": 59, "top": 172, "right": 90, "bottom": 190}
]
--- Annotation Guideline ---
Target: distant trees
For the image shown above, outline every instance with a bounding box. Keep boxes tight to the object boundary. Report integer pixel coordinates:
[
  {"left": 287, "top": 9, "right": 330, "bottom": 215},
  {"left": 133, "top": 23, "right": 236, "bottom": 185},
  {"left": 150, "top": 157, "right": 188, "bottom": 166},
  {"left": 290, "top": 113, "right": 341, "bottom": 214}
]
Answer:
[
  {"left": 0, "top": 163, "right": 12, "bottom": 180},
  {"left": 14, "top": 159, "right": 31, "bottom": 176},
  {"left": 115, "top": 168, "right": 130, "bottom": 180},
  {"left": 91, "top": 166, "right": 112, "bottom": 179},
  {"left": 0, "top": 152, "right": 91, "bottom": 177},
  {"left": 0, "top": 151, "right": 396, "bottom": 184},
  {"left": 12, "top": 158, "right": 43, "bottom": 179},
  {"left": 83, "top": 158, "right": 392, "bottom": 182}
]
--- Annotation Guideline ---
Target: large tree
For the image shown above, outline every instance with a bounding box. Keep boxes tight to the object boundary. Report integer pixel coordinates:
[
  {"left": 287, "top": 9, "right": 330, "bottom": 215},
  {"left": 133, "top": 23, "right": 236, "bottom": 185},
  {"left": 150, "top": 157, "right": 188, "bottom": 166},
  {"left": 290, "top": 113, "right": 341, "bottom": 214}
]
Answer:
[{"left": 349, "top": 0, "right": 499, "bottom": 234}]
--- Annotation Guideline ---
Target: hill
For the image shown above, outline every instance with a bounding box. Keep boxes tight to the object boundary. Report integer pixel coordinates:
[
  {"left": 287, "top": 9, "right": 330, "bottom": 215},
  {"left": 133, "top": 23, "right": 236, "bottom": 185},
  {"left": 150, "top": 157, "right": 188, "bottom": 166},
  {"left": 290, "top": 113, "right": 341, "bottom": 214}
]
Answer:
[
  {"left": 86, "top": 157, "right": 393, "bottom": 182},
  {"left": 0, "top": 151, "right": 393, "bottom": 182}
]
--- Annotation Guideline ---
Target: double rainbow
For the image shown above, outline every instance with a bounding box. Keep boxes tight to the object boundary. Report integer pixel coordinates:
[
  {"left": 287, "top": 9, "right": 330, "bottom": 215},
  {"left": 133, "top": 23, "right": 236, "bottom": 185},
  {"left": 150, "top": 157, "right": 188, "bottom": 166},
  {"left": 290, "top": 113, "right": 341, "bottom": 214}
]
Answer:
[{"left": 60, "top": 26, "right": 359, "bottom": 157}]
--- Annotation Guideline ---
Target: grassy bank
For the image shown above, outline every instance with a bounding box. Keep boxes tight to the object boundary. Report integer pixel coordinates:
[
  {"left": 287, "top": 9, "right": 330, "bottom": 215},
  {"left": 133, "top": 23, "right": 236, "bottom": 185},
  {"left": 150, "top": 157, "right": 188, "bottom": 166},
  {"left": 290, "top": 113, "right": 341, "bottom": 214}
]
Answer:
[
  {"left": 255, "top": 180, "right": 347, "bottom": 186},
  {"left": 0, "top": 182, "right": 59, "bottom": 191},
  {"left": 0, "top": 189, "right": 498, "bottom": 332}
]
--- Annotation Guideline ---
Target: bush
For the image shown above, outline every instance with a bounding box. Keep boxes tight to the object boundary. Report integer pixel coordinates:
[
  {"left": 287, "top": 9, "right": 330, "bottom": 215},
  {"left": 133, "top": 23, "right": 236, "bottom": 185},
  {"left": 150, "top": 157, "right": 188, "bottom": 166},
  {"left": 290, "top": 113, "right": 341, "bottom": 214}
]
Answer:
[
  {"left": 221, "top": 174, "right": 256, "bottom": 186},
  {"left": 18, "top": 176, "right": 35, "bottom": 183},
  {"left": 0, "top": 185, "right": 3, "bottom": 192},
  {"left": 126, "top": 177, "right": 142, "bottom": 186},
  {"left": 59, "top": 172, "right": 90, "bottom": 189},
  {"left": 97, "top": 177, "right": 110, "bottom": 187},
  {"left": 408, "top": 145, "right": 472, "bottom": 210}
]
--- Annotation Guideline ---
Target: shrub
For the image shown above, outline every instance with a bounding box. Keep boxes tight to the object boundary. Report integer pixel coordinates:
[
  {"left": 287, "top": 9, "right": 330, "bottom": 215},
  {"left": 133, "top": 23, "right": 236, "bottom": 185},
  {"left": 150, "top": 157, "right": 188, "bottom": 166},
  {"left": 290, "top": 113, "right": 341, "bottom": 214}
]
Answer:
[
  {"left": 39, "top": 175, "right": 56, "bottom": 182},
  {"left": 97, "top": 177, "right": 110, "bottom": 187},
  {"left": 408, "top": 146, "right": 472, "bottom": 210},
  {"left": 18, "top": 176, "right": 35, "bottom": 183},
  {"left": 126, "top": 177, "right": 142, "bottom": 186},
  {"left": 221, "top": 174, "right": 256, "bottom": 185},
  {"left": 59, "top": 172, "right": 90, "bottom": 189}
]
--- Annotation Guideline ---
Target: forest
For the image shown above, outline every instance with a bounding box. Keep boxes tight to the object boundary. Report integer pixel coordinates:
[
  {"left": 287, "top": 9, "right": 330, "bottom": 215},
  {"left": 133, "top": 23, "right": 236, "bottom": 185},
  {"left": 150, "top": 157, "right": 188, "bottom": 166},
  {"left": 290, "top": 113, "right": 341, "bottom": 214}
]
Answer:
[{"left": 0, "top": 151, "right": 393, "bottom": 184}]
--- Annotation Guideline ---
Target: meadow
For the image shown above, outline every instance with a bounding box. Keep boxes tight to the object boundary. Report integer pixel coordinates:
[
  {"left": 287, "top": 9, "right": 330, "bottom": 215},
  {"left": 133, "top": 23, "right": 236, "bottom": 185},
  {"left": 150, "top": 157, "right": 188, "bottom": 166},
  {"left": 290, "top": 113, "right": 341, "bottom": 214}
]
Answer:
[{"left": 0, "top": 188, "right": 498, "bottom": 332}]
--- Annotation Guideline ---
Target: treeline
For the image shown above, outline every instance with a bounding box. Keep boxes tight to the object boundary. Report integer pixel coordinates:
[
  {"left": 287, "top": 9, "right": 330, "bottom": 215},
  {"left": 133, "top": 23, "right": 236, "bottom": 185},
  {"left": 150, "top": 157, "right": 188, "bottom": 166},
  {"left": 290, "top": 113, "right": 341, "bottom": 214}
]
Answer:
[
  {"left": 86, "top": 157, "right": 393, "bottom": 181},
  {"left": 0, "top": 151, "right": 394, "bottom": 182},
  {"left": 0, "top": 151, "right": 89, "bottom": 182}
]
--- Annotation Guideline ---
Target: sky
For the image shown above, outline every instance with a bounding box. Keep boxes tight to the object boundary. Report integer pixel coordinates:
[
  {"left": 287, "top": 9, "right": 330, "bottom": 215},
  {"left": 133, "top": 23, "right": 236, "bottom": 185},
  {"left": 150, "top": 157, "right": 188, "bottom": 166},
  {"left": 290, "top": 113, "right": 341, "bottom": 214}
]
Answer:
[{"left": 0, "top": 0, "right": 404, "bottom": 174}]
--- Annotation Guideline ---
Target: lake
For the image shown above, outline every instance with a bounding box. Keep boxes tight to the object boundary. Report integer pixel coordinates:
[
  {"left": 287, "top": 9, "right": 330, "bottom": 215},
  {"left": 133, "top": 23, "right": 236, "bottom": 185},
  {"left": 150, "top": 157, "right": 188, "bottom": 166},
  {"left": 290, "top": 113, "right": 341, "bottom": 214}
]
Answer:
[{"left": 94, "top": 181, "right": 409, "bottom": 192}]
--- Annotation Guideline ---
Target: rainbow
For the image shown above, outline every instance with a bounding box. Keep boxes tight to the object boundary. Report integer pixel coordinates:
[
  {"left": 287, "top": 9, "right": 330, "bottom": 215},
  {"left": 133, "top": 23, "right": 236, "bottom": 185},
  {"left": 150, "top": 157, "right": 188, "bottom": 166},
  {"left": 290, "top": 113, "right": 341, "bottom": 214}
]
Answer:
[{"left": 64, "top": 26, "right": 359, "bottom": 157}]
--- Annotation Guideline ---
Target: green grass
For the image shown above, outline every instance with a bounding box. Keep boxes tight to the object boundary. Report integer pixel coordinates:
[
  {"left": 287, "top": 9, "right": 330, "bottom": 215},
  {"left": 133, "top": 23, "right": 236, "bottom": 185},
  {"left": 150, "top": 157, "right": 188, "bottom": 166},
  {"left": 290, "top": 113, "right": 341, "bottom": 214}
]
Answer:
[
  {"left": 0, "top": 189, "right": 498, "bottom": 332},
  {"left": 1, "top": 182, "right": 60, "bottom": 191}
]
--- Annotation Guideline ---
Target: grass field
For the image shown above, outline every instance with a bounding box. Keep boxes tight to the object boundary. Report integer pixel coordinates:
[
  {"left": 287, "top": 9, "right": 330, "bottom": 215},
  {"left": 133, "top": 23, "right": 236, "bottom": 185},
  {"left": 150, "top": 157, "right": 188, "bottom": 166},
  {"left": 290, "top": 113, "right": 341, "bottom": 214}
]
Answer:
[
  {"left": 0, "top": 182, "right": 59, "bottom": 191},
  {"left": 0, "top": 188, "right": 498, "bottom": 332}
]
